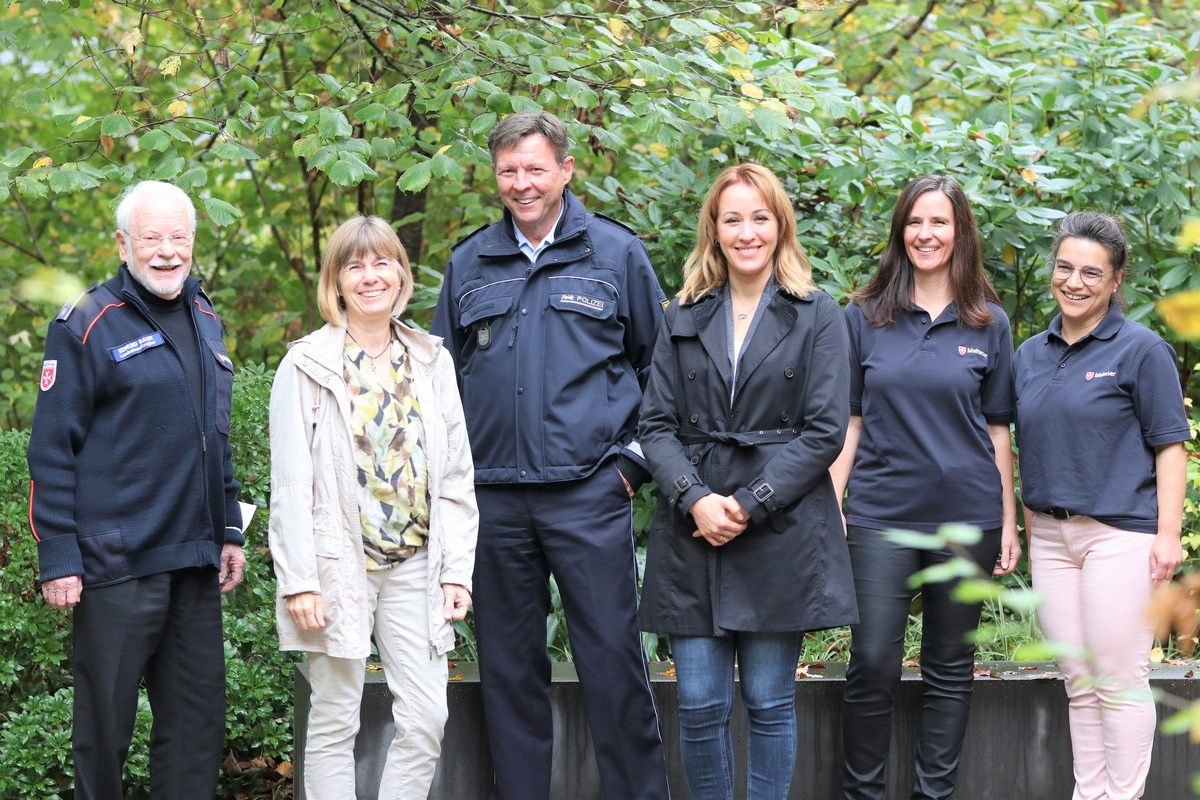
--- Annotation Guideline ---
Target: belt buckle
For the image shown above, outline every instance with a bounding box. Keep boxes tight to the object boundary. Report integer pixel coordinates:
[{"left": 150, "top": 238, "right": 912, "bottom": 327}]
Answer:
[{"left": 1048, "top": 507, "right": 1071, "bottom": 520}]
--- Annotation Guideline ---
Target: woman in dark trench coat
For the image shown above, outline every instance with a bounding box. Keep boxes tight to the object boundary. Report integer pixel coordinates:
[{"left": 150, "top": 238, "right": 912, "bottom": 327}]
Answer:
[{"left": 638, "top": 163, "right": 858, "bottom": 800}]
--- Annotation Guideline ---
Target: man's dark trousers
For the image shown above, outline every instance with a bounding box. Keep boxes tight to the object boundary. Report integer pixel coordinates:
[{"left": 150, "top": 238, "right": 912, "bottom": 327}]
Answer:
[
  {"left": 473, "top": 464, "right": 670, "bottom": 800},
  {"left": 71, "top": 567, "right": 225, "bottom": 800}
]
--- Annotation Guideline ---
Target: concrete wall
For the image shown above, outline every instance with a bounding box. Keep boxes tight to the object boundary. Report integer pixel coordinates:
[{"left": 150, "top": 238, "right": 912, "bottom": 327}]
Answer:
[{"left": 292, "top": 660, "right": 1200, "bottom": 799}]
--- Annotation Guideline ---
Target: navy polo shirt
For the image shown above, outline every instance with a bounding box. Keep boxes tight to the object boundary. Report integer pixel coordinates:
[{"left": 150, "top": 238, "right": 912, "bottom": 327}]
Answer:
[
  {"left": 1014, "top": 302, "right": 1189, "bottom": 533},
  {"left": 844, "top": 299, "right": 1015, "bottom": 533}
]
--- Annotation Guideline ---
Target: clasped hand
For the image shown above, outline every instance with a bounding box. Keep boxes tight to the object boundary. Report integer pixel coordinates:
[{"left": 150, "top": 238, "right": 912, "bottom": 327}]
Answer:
[{"left": 690, "top": 493, "right": 749, "bottom": 547}]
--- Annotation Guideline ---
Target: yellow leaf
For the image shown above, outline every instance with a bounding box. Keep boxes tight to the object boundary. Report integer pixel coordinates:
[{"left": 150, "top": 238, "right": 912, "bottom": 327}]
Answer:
[
  {"left": 167, "top": 100, "right": 188, "bottom": 117},
  {"left": 630, "top": 77, "right": 646, "bottom": 87},
  {"left": 32, "top": 156, "right": 53, "bottom": 169},
  {"left": 608, "top": 18, "right": 633, "bottom": 42},
  {"left": 1176, "top": 217, "right": 1200, "bottom": 252},
  {"left": 1019, "top": 168, "right": 1038, "bottom": 184},
  {"left": 723, "top": 32, "right": 749, "bottom": 53},
  {"left": 1190, "top": 699, "right": 1200, "bottom": 744},
  {"left": 376, "top": 29, "right": 394, "bottom": 52},
  {"left": 453, "top": 76, "right": 480, "bottom": 90},
  {"left": 436, "top": 144, "right": 451, "bottom": 156},
  {"left": 1156, "top": 290, "right": 1200, "bottom": 338},
  {"left": 118, "top": 28, "right": 143, "bottom": 57},
  {"left": 737, "top": 100, "right": 757, "bottom": 112},
  {"left": 60, "top": 242, "right": 76, "bottom": 256},
  {"left": 741, "top": 84, "right": 764, "bottom": 100},
  {"left": 648, "top": 143, "right": 668, "bottom": 159},
  {"left": 728, "top": 66, "right": 754, "bottom": 83},
  {"left": 988, "top": 11, "right": 1006, "bottom": 25},
  {"left": 100, "top": 135, "right": 115, "bottom": 155},
  {"left": 1150, "top": 646, "right": 1164, "bottom": 663},
  {"left": 1002, "top": 243, "right": 1015, "bottom": 265},
  {"left": 158, "top": 56, "right": 181, "bottom": 77},
  {"left": 761, "top": 98, "right": 788, "bottom": 114},
  {"left": 73, "top": 115, "right": 92, "bottom": 127}
]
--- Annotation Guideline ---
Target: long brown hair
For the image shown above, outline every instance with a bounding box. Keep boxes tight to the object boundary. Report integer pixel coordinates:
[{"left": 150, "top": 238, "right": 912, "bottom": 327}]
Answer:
[
  {"left": 678, "top": 163, "right": 815, "bottom": 304},
  {"left": 855, "top": 175, "right": 998, "bottom": 328}
]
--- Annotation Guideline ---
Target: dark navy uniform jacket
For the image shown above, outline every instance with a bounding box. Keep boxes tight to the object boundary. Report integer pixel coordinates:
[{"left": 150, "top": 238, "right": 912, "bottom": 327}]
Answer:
[
  {"left": 431, "top": 189, "right": 666, "bottom": 485},
  {"left": 1015, "top": 302, "right": 1190, "bottom": 533},
  {"left": 28, "top": 266, "right": 242, "bottom": 585}
]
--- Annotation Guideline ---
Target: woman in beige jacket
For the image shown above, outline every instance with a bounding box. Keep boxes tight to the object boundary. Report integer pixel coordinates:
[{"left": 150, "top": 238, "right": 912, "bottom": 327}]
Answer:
[{"left": 269, "top": 216, "right": 478, "bottom": 799}]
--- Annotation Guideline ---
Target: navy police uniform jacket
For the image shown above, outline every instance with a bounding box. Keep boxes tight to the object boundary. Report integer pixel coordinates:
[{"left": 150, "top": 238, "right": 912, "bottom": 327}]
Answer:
[
  {"left": 431, "top": 189, "right": 666, "bottom": 485},
  {"left": 28, "top": 265, "right": 242, "bottom": 586}
]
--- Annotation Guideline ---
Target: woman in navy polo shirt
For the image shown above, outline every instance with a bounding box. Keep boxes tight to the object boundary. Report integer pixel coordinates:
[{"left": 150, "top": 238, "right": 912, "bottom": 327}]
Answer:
[
  {"left": 1015, "top": 211, "right": 1188, "bottom": 800},
  {"left": 830, "top": 175, "right": 1020, "bottom": 800},
  {"left": 639, "top": 163, "right": 857, "bottom": 800}
]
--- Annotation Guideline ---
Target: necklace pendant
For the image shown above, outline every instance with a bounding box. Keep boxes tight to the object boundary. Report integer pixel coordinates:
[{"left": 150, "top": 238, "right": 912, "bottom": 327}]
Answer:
[{"left": 737, "top": 311, "right": 749, "bottom": 320}]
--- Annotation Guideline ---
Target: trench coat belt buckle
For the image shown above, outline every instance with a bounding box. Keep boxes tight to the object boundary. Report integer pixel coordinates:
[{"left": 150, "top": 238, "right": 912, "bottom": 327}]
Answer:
[{"left": 1044, "top": 507, "right": 1073, "bottom": 520}]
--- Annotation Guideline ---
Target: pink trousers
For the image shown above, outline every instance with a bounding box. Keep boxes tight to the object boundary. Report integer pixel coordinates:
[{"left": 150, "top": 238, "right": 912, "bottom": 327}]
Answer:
[{"left": 1030, "top": 512, "right": 1157, "bottom": 800}]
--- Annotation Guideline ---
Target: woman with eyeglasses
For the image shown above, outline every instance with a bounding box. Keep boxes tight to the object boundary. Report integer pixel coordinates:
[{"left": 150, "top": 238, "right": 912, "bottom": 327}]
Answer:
[
  {"left": 268, "top": 215, "right": 478, "bottom": 798},
  {"left": 829, "top": 175, "right": 1019, "bottom": 800},
  {"left": 1014, "top": 210, "right": 1188, "bottom": 800}
]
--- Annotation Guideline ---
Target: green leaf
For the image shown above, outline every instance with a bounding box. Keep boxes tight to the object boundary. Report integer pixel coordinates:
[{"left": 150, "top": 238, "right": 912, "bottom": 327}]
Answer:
[
  {"left": 175, "top": 166, "right": 208, "bottom": 192},
  {"left": 1, "top": 147, "right": 33, "bottom": 168},
  {"left": 202, "top": 197, "right": 243, "bottom": 226},
  {"left": 48, "top": 167, "right": 101, "bottom": 194},
  {"left": 511, "top": 95, "right": 543, "bottom": 113},
  {"left": 317, "top": 109, "right": 353, "bottom": 139},
  {"left": 15, "top": 175, "right": 48, "bottom": 200},
  {"left": 396, "top": 160, "right": 433, "bottom": 193},
  {"left": 355, "top": 103, "right": 388, "bottom": 123},
  {"left": 100, "top": 115, "right": 135, "bottom": 138},
  {"left": 430, "top": 153, "right": 464, "bottom": 182},
  {"left": 328, "top": 153, "right": 378, "bottom": 187},
  {"left": 138, "top": 130, "right": 172, "bottom": 152}
]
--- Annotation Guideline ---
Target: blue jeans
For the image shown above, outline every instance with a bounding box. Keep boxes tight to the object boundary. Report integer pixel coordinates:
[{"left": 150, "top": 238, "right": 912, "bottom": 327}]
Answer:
[{"left": 672, "top": 632, "right": 803, "bottom": 800}]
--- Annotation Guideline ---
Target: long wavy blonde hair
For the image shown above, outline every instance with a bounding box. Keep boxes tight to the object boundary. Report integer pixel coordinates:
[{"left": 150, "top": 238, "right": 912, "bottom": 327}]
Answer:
[{"left": 678, "top": 163, "right": 815, "bottom": 304}]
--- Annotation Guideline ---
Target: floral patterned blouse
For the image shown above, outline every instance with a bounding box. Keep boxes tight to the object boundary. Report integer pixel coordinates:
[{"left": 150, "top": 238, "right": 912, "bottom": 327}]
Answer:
[{"left": 344, "top": 338, "right": 430, "bottom": 570}]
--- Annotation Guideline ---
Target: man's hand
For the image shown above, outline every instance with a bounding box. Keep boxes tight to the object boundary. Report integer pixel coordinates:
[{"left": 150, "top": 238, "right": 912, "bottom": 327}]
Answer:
[
  {"left": 42, "top": 575, "right": 82, "bottom": 610},
  {"left": 442, "top": 583, "right": 472, "bottom": 621},
  {"left": 219, "top": 543, "right": 246, "bottom": 594}
]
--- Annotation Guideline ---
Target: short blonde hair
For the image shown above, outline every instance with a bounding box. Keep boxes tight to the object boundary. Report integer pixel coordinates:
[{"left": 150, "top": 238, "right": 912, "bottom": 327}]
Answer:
[
  {"left": 678, "top": 163, "right": 815, "bottom": 304},
  {"left": 317, "top": 216, "right": 414, "bottom": 325}
]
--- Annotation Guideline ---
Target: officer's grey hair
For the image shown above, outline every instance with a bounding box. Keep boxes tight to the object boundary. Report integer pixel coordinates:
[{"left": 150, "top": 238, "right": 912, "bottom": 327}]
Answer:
[
  {"left": 487, "top": 112, "right": 570, "bottom": 166},
  {"left": 115, "top": 181, "right": 197, "bottom": 233}
]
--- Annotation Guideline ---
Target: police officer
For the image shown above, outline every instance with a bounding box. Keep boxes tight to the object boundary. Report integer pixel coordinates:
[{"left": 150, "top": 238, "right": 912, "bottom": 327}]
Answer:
[
  {"left": 432, "top": 111, "right": 670, "bottom": 800},
  {"left": 28, "top": 180, "right": 244, "bottom": 800}
]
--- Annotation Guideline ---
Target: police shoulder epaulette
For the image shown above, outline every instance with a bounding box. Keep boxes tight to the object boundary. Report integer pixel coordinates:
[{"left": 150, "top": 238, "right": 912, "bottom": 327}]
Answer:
[
  {"left": 450, "top": 222, "right": 493, "bottom": 252},
  {"left": 592, "top": 212, "right": 639, "bottom": 237},
  {"left": 55, "top": 280, "right": 107, "bottom": 322}
]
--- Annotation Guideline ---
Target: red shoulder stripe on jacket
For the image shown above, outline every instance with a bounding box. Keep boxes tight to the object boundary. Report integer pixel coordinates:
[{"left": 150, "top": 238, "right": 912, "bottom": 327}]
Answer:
[
  {"left": 81, "top": 302, "right": 126, "bottom": 346},
  {"left": 193, "top": 300, "right": 217, "bottom": 321}
]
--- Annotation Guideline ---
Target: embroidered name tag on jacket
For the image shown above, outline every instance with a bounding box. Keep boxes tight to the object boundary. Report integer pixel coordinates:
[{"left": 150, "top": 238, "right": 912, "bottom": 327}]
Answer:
[
  {"left": 557, "top": 293, "right": 608, "bottom": 313},
  {"left": 109, "top": 332, "right": 166, "bottom": 362}
]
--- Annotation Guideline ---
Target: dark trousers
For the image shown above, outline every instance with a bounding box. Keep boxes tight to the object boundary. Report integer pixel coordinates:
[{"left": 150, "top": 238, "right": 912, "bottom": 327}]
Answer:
[
  {"left": 72, "top": 568, "right": 226, "bottom": 800},
  {"left": 473, "top": 465, "right": 671, "bottom": 800},
  {"left": 841, "top": 526, "right": 1000, "bottom": 800}
]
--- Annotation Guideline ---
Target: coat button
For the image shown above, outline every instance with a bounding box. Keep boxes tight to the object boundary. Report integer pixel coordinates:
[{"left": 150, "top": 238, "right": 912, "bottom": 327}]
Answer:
[
  {"left": 517, "top": 387, "right": 523, "bottom": 395},
  {"left": 784, "top": 368, "right": 794, "bottom": 378},
  {"left": 689, "top": 414, "right": 699, "bottom": 423},
  {"left": 690, "top": 455, "right": 699, "bottom": 465},
  {"left": 687, "top": 369, "right": 696, "bottom": 379},
  {"left": 780, "top": 413, "right": 790, "bottom": 422}
]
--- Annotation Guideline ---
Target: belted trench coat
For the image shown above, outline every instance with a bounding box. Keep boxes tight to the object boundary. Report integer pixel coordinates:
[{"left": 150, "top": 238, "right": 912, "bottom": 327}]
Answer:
[{"left": 637, "top": 286, "right": 858, "bottom": 635}]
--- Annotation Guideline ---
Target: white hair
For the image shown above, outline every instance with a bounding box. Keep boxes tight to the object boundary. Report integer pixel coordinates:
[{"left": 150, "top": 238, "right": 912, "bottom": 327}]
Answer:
[{"left": 115, "top": 181, "right": 197, "bottom": 233}]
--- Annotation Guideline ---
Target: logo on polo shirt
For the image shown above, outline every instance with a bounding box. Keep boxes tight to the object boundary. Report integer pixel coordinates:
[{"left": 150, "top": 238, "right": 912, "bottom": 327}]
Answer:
[
  {"left": 957, "top": 345, "right": 987, "bottom": 358},
  {"left": 1085, "top": 370, "right": 1117, "bottom": 381}
]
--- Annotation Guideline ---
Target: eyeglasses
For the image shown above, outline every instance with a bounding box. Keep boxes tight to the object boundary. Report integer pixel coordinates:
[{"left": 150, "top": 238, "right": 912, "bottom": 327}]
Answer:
[
  {"left": 1053, "top": 263, "right": 1109, "bottom": 286},
  {"left": 122, "top": 231, "right": 194, "bottom": 249}
]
